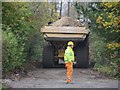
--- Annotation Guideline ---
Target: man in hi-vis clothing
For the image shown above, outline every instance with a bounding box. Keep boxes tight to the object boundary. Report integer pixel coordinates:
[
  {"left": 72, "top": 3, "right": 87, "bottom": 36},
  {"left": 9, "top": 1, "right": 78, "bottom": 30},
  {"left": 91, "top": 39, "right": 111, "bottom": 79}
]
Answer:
[{"left": 64, "top": 41, "right": 74, "bottom": 84}]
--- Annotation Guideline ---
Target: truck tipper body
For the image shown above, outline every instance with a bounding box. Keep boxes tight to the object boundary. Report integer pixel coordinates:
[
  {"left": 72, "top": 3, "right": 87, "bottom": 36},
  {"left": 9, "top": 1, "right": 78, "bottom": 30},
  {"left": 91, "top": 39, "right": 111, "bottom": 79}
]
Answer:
[{"left": 41, "top": 17, "right": 90, "bottom": 68}]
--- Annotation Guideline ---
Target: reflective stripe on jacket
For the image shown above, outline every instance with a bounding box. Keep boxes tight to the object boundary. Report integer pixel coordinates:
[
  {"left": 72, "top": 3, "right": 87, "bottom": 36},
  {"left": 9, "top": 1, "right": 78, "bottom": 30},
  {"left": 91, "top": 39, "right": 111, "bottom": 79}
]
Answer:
[{"left": 64, "top": 46, "right": 74, "bottom": 63}]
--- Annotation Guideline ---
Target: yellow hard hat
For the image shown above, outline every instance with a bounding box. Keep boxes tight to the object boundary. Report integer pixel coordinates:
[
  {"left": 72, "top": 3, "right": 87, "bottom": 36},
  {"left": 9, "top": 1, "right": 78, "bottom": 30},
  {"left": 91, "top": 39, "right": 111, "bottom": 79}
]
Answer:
[{"left": 68, "top": 41, "right": 74, "bottom": 46}]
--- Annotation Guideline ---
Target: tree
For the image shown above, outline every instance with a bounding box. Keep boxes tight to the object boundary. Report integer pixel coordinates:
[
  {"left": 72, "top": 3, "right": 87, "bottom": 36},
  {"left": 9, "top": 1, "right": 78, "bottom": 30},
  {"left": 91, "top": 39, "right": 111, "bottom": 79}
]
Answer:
[
  {"left": 2, "top": 2, "right": 33, "bottom": 72},
  {"left": 2, "top": 2, "right": 59, "bottom": 73},
  {"left": 68, "top": 1, "right": 70, "bottom": 17},
  {"left": 60, "top": 0, "right": 62, "bottom": 17},
  {"left": 75, "top": 2, "right": 120, "bottom": 78}
]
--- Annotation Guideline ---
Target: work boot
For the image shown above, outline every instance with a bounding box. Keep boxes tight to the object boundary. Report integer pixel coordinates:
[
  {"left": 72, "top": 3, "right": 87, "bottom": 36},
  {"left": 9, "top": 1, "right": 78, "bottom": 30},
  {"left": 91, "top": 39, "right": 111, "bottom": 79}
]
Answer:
[
  {"left": 66, "top": 82, "right": 69, "bottom": 84},
  {"left": 66, "top": 82, "right": 74, "bottom": 84},
  {"left": 70, "top": 82, "right": 74, "bottom": 84}
]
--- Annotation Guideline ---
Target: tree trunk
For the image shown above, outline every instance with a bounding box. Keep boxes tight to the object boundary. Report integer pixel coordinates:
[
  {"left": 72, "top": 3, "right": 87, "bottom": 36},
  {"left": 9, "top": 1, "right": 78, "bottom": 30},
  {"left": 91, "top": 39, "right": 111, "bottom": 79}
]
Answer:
[
  {"left": 51, "top": 2, "right": 54, "bottom": 17},
  {"left": 55, "top": 1, "right": 57, "bottom": 12},
  {"left": 60, "top": 0, "right": 62, "bottom": 17},
  {"left": 68, "top": 2, "right": 70, "bottom": 17}
]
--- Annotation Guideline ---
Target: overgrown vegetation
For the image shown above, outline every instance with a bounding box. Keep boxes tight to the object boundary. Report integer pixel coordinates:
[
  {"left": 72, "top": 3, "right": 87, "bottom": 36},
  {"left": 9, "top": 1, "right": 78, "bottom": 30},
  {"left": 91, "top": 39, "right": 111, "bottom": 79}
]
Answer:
[
  {"left": 2, "top": 2, "right": 120, "bottom": 79},
  {"left": 75, "top": 2, "right": 120, "bottom": 79},
  {"left": 2, "top": 2, "right": 58, "bottom": 74}
]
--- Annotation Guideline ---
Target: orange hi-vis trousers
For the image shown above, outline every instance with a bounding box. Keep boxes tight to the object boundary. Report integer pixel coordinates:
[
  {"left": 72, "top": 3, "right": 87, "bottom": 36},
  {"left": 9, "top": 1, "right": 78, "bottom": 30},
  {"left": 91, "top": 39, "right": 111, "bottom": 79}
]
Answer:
[{"left": 65, "top": 62, "right": 73, "bottom": 83}]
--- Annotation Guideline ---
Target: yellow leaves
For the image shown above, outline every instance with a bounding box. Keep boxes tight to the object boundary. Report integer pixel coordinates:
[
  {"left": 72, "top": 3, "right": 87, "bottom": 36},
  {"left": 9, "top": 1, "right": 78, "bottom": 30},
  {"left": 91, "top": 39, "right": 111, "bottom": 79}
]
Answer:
[
  {"left": 21, "top": 17, "right": 24, "bottom": 20},
  {"left": 116, "top": 30, "right": 120, "bottom": 33},
  {"left": 98, "top": 25, "right": 102, "bottom": 29},
  {"left": 96, "top": 16, "right": 103, "bottom": 23},
  {"left": 107, "top": 42, "right": 120, "bottom": 50},
  {"left": 101, "top": 2, "right": 117, "bottom": 9},
  {"left": 103, "top": 22, "right": 112, "bottom": 29},
  {"left": 110, "top": 30, "right": 115, "bottom": 33},
  {"left": 103, "top": 22, "right": 107, "bottom": 27},
  {"left": 96, "top": 16, "right": 112, "bottom": 29},
  {"left": 112, "top": 16, "right": 120, "bottom": 27},
  {"left": 110, "top": 29, "right": 119, "bottom": 33},
  {"left": 96, "top": 16, "right": 103, "bottom": 28},
  {"left": 49, "top": 3, "right": 55, "bottom": 10},
  {"left": 97, "top": 2, "right": 119, "bottom": 31},
  {"left": 108, "top": 13, "right": 113, "bottom": 19},
  {"left": 105, "top": 3, "right": 113, "bottom": 8}
]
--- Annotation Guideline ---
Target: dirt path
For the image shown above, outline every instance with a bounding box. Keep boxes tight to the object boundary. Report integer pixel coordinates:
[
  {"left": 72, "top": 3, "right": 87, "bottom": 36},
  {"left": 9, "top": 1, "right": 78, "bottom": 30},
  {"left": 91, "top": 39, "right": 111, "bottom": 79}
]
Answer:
[{"left": 2, "top": 68, "right": 118, "bottom": 88}]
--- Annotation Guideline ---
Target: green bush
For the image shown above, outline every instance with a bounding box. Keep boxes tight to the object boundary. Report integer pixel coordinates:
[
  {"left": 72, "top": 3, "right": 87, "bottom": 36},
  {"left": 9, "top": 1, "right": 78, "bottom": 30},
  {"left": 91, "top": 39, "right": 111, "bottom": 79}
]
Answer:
[
  {"left": 75, "top": 2, "right": 119, "bottom": 79},
  {"left": 2, "top": 2, "right": 58, "bottom": 74},
  {"left": 26, "top": 33, "right": 44, "bottom": 61},
  {"left": 3, "top": 30, "right": 25, "bottom": 73},
  {"left": 90, "top": 32, "right": 107, "bottom": 65},
  {"left": 90, "top": 32, "right": 119, "bottom": 79},
  {"left": 2, "top": 3, "right": 31, "bottom": 73}
]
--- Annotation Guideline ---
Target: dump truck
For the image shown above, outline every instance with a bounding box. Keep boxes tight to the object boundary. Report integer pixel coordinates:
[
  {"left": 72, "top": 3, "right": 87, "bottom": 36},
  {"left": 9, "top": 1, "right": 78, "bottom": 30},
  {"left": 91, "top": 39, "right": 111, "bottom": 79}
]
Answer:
[{"left": 41, "top": 17, "right": 90, "bottom": 68}]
